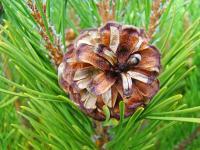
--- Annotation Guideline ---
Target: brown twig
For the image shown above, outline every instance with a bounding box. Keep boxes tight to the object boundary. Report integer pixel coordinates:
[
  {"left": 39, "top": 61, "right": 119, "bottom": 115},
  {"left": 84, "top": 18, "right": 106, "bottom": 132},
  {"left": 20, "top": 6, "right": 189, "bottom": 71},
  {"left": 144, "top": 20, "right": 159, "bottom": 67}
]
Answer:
[
  {"left": 2, "top": 56, "right": 21, "bottom": 111},
  {"left": 27, "top": 1, "right": 63, "bottom": 67},
  {"left": 1, "top": 56, "right": 30, "bottom": 127},
  {"left": 0, "top": 3, "right": 3, "bottom": 14},
  {"left": 97, "top": 0, "right": 116, "bottom": 24},
  {"left": 148, "top": 0, "right": 169, "bottom": 40},
  {"left": 183, "top": 12, "right": 191, "bottom": 31},
  {"left": 93, "top": 121, "right": 110, "bottom": 149},
  {"left": 175, "top": 126, "right": 200, "bottom": 150}
]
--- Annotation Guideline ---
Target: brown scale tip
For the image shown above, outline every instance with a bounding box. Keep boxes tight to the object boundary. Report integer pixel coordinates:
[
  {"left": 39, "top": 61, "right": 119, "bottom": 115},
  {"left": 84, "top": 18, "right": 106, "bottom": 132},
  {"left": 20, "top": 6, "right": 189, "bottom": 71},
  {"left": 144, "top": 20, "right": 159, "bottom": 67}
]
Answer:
[{"left": 58, "top": 22, "right": 161, "bottom": 120}]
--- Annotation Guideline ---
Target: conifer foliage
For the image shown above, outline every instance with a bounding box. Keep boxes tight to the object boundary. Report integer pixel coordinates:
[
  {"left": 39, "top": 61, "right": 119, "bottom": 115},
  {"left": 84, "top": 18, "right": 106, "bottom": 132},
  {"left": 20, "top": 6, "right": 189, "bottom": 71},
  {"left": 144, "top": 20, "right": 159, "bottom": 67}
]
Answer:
[{"left": 0, "top": 0, "right": 200, "bottom": 149}]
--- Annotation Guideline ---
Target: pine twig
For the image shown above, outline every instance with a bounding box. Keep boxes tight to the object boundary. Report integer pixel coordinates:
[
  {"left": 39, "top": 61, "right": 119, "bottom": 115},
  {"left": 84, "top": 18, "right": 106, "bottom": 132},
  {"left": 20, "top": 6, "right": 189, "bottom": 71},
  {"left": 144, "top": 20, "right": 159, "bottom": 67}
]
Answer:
[
  {"left": 148, "top": 0, "right": 169, "bottom": 39},
  {"left": 2, "top": 57, "right": 20, "bottom": 110},
  {"left": 27, "top": 1, "right": 63, "bottom": 67},
  {"left": 175, "top": 126, "right": 200, "bottom": 150},
  {"left": 1, "top": 56, "right": 30, "bottom": 127},
  {"left": 93, "top": 121, "right": 110, "bottom": 149},
  {"left": 97, "top": 0, "right": 116, "bottom": 24}
]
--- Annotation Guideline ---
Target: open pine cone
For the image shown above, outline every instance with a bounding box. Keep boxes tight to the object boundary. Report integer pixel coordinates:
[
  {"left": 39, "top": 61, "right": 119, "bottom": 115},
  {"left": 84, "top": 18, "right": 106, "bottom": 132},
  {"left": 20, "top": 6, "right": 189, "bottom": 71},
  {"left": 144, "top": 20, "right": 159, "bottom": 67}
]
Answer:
[{"left": 58, "top": 22, "right": 161, "bottom": 120}]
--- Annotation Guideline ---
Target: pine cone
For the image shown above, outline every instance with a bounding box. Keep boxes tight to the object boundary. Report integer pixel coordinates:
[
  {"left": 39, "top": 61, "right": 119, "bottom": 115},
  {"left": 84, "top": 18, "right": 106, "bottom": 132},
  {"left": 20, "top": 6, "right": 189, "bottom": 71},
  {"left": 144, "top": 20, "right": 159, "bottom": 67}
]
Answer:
[{"left": 58, "top": 22, "right": 161, "bottom": 121}]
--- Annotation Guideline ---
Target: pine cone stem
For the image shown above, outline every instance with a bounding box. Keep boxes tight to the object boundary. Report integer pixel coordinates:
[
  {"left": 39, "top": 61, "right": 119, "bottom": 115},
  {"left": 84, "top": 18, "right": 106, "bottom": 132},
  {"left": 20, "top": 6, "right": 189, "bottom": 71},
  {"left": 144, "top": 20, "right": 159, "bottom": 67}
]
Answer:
[{"left": 94, "top": 121, "right": 109, "bottom": 149}]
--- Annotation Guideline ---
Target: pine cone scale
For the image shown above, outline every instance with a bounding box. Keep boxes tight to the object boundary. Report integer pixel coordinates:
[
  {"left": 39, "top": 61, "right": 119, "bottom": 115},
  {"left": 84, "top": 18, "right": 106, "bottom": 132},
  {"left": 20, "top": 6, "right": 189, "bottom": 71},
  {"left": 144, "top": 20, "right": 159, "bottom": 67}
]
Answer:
[
  {"left": 89, "top": 72, "right": 117, "bottom": 96},
  {"left": 58, "top": 22, "right": 161, "bottom": 120}
]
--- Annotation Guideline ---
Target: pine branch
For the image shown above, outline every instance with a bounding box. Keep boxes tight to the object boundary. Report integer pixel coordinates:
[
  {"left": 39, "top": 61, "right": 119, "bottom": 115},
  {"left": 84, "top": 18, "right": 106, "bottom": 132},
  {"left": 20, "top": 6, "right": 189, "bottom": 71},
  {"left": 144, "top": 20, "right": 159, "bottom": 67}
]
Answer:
[
  {"left": 27, "top": 1, "right": 63, "bottom": 67},
  {"left": 0, "top": 0, "right": 200, "bottom": 149},
  {"left": 2, "top": 57, "right": 20, "bottom": 111},
  {"left": 175, "top": 126, "right": 200, "bottom": 150},
  {"left": 97, "top": 0, "right": 116, "bottom": 24},
  {"left": 148, "top": 0, "right": 169, "bottom": 39},
  {"left": 1, "top": 56, "right": 30, "bottom": 128}
]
